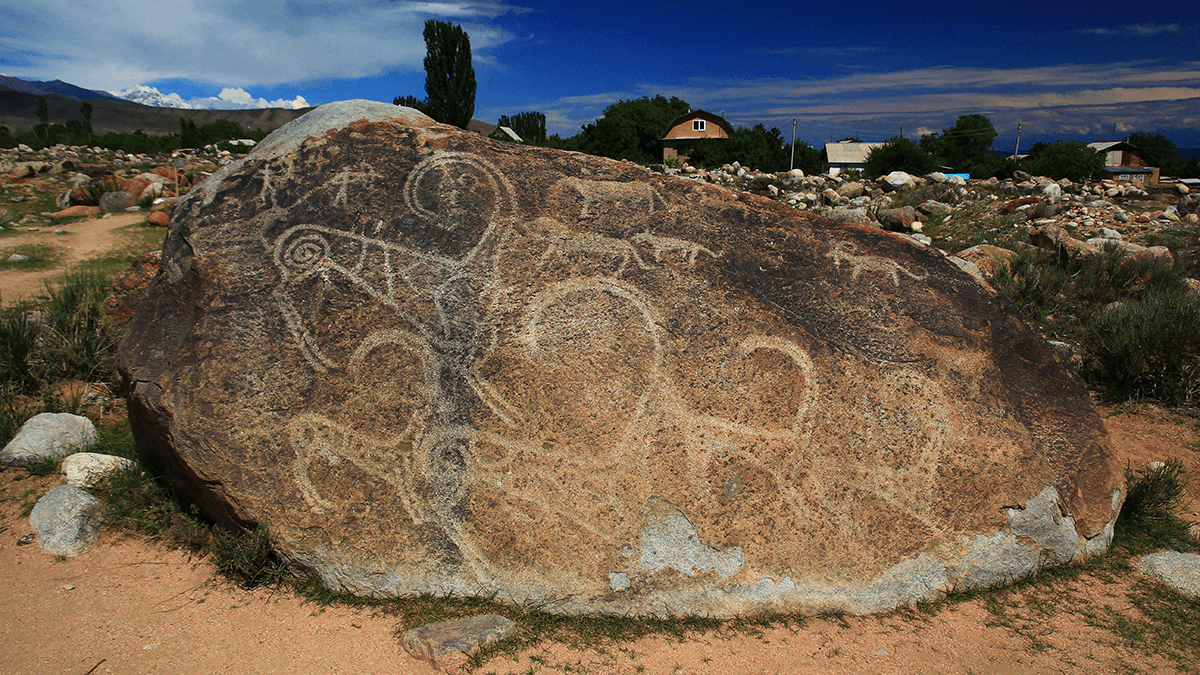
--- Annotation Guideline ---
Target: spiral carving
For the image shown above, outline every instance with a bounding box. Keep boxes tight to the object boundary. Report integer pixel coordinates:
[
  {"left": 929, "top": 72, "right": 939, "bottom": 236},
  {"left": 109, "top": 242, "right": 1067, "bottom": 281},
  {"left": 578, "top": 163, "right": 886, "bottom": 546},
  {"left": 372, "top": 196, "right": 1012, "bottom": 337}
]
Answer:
[{"left": 283, "top": 233, "right": 328, "bottom": 270}]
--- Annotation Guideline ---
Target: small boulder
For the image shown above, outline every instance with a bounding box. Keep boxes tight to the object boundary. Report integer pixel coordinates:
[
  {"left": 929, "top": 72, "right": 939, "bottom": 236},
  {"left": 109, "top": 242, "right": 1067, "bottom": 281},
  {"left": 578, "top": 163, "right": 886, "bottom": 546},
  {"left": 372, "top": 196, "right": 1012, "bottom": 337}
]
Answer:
[
  {"left": 1136, "top": 551, "right": 1200, "bottom": 597},
  {"left": 1013, "top": 170, "right": 1032, "bottom": 183},
  {"left": 1002, "top": 197, "right": 1041, "bottom": 214},
  {"left": 98, "top": 191, "right": 136, "bottom": 213},
  {"left": 884, "top": 171, "right": 915, "bottom": 190},
  {"left": 836, "top": 182, "right": 864, "bottom": 199},
  {"left": 877, "top": 206, "right": 918, "bottom": 231},
  {"left": 50, "top": 205, "right": 100, "bottom": 220},
  {"left": 401, "top": 615, "right": 517, "bottom": 674},
  {"left": 61, "top": 452, "right": 137, "bottom": 488},
  {"left": 825, "top": 206, "right": 874, "bottom": 226},
  {"left": 1, "top": 413, "right": 97, "bottom": 467},
  {"left": 148, "top": 210, "right": 170, "bottom": 227},
  {"left": 29, "top": 485, "right": 106, "bottom": 557},
  {"left": 953, "top": 244, "right": 1018, "bottom": 279}
]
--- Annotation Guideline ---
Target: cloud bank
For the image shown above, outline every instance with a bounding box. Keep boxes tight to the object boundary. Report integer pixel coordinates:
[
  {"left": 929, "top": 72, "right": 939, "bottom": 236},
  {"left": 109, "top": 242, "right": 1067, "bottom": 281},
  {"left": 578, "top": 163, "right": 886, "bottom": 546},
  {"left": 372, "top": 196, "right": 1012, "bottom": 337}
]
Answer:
[{"left": 0, "top": 0, "right": 527, "bottom": 93}]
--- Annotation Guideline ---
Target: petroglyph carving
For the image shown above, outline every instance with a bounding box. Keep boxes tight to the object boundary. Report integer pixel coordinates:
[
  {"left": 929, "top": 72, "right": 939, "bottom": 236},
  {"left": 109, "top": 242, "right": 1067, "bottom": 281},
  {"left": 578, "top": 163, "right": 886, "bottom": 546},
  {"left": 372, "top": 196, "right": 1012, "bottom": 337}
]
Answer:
[
  {"left": 826, "top": 241, "right": 926, "bottom": 286},
  {"left": 273, "top": 147, "right": 954, "bottom": 576},
  {"left": 631, "top": 232, "right": 719, "bottom": 266},
  {"left": 549, "top": 176, "right": 661, "bottom": 219},
  {"left": 537, "top": 231, "right": 654, "bottom": 278}
]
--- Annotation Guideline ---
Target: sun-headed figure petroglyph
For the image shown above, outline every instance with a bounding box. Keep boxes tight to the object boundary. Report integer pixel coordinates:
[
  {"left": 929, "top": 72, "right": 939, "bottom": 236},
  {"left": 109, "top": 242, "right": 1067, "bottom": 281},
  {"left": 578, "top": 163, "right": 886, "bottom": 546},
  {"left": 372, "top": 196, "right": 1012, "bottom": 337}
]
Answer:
[
  {"left": 826, "top": 241, "right": 927, "bottom": 286},
  {"left": 265, "top": 147, "right": 958, "bottom": 580}
]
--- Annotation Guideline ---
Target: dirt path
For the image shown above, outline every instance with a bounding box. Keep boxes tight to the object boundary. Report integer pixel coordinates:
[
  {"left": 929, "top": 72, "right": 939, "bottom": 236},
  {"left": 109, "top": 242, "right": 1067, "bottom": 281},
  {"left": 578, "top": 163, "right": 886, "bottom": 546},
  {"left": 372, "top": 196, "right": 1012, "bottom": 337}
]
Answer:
[
  {"left": 1, "top": 404, "right": 1195, "bottom": 675},
  {"left": 0, "top": 213, "right": 148, "bottom": 306}
]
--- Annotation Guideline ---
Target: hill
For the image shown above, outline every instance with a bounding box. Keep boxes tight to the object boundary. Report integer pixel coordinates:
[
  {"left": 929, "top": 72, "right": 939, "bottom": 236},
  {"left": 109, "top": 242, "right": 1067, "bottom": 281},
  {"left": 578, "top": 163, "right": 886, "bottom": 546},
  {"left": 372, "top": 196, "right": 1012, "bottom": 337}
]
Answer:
[{"left": 0, "top": 86, "right": 312, "bottom": 137}]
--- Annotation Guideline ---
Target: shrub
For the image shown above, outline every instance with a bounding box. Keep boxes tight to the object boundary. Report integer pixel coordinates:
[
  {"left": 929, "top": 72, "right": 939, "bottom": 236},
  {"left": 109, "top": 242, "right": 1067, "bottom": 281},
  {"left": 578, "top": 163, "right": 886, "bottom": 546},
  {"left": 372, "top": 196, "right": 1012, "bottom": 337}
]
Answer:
[
  {"left": 1079, "top": 291, "right": 1200, "bottom": 405},
  {"left": 1022, "top": 141, "right": 1105, "bottom": 181},
  {"left": 866, "top": 136, "right": 937, "bottom": 177}
]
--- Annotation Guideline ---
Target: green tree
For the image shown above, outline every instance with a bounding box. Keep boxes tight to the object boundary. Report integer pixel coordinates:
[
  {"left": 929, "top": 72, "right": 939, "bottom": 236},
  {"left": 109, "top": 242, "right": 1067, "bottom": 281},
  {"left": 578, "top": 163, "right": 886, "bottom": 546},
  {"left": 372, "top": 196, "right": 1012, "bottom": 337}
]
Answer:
[
  {"left": 686, "top": 124, "right": 790, "bottom": 171},
  {"left": 498, "top": 112, "right": 546, "bottom": 144},
  {"left": 1023, "top": 141, "right": 1105, "bottom": 181},
  {"left": 1126, "top": 132, "right": 1178, "bottom": 168},
  {"left": 35, "top": 96, "right": 48, "bottom": 139},
  {"left": 393, "top": 94, "right": 430, "bottom": 115},
  {"left": 575, "top": 95, "right": 690, "bottom": 163},
  {"left": 866, "top": 136, "right": 937, "bottom": 177},
  {"left": 920, "top": 114, "right": 1000, "bottom": 177},
  {"left": 790, "top": 140, "right": 824, "bottom": 176},
  {"left": 79, "top": 100, "right": 94, "bottom": 144},
  {"left": 420, "top": 20, "right": 476, "bottom": 129}
]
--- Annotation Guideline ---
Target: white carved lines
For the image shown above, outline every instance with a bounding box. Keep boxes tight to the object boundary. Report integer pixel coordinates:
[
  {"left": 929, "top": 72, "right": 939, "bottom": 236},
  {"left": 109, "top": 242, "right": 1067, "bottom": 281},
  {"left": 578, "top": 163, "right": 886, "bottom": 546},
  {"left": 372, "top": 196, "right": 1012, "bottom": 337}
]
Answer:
[
  {"left": 550, "top": 176, "right": 660, "bottom": 219},
  {"left": 826, "top": 241, "right": 926, "bottom": 287},
  {"left": 402, "top": 152, "right": 519, "bottom": 266},
  {"left": 631, "top": 232, "right": 719, "bottom": 266}
]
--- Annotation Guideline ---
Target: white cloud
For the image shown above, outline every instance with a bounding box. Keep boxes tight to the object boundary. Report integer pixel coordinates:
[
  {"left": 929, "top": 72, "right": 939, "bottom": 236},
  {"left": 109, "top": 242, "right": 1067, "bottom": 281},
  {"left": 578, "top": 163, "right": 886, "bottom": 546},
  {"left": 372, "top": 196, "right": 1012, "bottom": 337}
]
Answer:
[
  {"left": 0, "top": 0, "right": 526, "bottom": 93},
  {"left": 1083, "top": 24, "right": 1183, "bottom": 36},
  {"left": 194, "top": 87, "right": 311, "bottom": 110}
]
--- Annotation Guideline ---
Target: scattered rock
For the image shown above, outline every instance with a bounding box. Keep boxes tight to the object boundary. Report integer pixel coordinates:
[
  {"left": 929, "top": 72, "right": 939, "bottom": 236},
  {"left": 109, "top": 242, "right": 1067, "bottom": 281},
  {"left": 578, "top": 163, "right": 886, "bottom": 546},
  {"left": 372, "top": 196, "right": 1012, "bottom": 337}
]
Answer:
[
  {"left": 877, "top": 206, "right": 918, "bottom": 231},
  {"left": 120, "top": 100, "right": 1121, "bottom": 617},
  {"left": 60, "top": 453, "right": 137, "bottom": 488},
  {"left": 148, "top": 210, "right": 170, "bottom": 227},
  {"left": 401, "top": 615, "right": 517, "bottom": 673},
  {"left": 1136, "top": 551, "right": 1200, "bottom": 597},
  {"left": 29, "top": 485, "right": 106, "bottom": 557},
  {"left": 98, "top": 191, "right": 136, "bottom": 213},
  {"left": 1002, "top": 197, "right": 1041, "bottom": 214},
  {"left": 1029, "top": 224, "right": 1100, "bottom": 258},
  {"left": 0, "top": 413, "right": 97, "bottom": 467},
  {"left": 883, "top": 171, "right": 915, "bottom": 190},
  {"left": 953, "top": 244, "right": 1018, "bottom": 279}
]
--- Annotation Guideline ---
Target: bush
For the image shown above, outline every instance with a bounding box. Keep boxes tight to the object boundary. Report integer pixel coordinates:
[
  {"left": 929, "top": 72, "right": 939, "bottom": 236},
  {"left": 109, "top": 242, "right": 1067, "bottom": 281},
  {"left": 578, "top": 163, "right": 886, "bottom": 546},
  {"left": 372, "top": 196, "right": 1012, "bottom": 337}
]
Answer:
[
  {"left": 1022, "top": 141, "right": 1105, "bottom": 181},
  {"left": 866, "top": 136, "right": 937, "bottom": 177},
  {"left": 1079, "top": 291, "right": 1200, "bottom": 405}
]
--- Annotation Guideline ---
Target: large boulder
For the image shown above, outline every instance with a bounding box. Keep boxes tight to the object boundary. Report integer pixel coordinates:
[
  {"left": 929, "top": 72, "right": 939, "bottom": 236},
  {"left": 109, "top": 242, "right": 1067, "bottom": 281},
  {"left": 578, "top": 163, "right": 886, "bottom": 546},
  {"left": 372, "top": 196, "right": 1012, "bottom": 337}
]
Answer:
[{"left": 119, "top": 101, "right": 1123, "bottom": 617}]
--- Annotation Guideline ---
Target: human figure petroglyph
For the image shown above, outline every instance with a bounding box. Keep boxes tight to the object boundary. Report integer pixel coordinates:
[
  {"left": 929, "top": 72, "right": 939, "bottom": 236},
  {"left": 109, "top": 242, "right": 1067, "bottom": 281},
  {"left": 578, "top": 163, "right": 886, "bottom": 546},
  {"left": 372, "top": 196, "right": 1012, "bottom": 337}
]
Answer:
[
  {"left": 826, "top": 241, "right": 927, "bottom": 286},
  {"left": 271, "top": 147, "right": 956, "bottom": 575}
]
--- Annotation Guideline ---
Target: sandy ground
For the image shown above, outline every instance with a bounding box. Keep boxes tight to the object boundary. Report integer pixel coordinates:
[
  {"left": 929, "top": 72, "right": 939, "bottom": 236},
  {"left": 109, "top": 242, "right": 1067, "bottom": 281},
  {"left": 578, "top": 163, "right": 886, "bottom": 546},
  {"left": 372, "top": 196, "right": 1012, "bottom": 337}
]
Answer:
[
  {"left": 0, "top": 212, "right": 148, "bottom": 306},
  {"left": 0, "top": 404, "right": 1196, "bottom": 675}
]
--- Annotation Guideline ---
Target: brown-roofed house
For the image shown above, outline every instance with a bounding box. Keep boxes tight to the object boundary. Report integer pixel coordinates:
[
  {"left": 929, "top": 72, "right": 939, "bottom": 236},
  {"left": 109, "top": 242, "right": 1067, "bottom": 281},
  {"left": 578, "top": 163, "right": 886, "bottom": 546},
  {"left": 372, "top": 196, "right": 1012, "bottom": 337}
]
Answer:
[
  {"left": 1087, "top": 141, "right": 1161, "bottom": 186},
  {"left": 661, "top": 110, "right": 735, "bottom": 164}
]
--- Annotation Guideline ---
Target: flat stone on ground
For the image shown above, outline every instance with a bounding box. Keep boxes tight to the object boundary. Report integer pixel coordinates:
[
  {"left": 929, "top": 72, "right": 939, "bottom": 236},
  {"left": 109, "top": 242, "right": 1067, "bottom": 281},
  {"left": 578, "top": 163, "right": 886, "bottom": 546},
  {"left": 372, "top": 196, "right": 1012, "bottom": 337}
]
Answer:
[
  {"left": 1136, "top": 551, "right": 1200, "bottom": 597},
  {"left": 1, "top": 413, "right": 96, "bottom": 467},
  {"left": 400, "top": 614, "right": 517, "bottom": 673}
]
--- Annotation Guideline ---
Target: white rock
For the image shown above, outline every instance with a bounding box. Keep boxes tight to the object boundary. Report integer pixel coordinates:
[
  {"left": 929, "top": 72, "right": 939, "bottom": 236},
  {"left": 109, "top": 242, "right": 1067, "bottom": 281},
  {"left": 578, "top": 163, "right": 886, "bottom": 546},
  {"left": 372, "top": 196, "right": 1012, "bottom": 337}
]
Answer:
[
  {"left": 1098, "top": 227, "right": 1122, "bottom": 240},
  {"left": 60, "top": 453, "right": 137, "bottom": 488},
  {"left": 0, "top": 413, "right": 96, "bottom": 467},
  {"left": 29, "top": 485, "right": 105, "bottom": 557},
  {"left": 1137, "top": 551, "right": 1200, "bottom": 597},
  {"left": 885, "top": 171, "right": 915, "bottom": 189}
]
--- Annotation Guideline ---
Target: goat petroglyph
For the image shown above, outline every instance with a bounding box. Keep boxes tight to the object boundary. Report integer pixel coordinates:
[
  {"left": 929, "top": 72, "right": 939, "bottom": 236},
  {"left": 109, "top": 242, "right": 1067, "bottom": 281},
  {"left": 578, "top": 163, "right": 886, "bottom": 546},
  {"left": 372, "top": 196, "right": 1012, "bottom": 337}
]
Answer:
[
  {"left": 121, "top": 101, "right": 1122, "bottom": 617},
  {"left": 826, "top": 240, "right": 927, "bottom": 286}
]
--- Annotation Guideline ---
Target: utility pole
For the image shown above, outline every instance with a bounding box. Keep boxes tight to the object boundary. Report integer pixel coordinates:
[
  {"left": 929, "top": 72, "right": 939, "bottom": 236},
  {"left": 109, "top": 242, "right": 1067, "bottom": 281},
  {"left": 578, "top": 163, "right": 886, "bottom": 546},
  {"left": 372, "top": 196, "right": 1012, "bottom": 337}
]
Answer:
[
  {"left": 1111, "top": 123, "right": 1116, "bottom": 141},
  {"left": 790, "top": 119, "right": 797, "bottom": 171},
  {"left": 1013, "top": 123, "right": 1022, "bottom": 159}
]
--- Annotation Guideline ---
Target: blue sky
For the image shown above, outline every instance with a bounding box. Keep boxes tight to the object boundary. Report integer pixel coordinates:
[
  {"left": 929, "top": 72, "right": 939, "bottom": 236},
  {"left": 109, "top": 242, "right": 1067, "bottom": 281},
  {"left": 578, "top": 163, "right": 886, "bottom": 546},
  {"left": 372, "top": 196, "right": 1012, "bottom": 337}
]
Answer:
[{"left": 2, "top": 0, "right": 1198, "bottom": 149}]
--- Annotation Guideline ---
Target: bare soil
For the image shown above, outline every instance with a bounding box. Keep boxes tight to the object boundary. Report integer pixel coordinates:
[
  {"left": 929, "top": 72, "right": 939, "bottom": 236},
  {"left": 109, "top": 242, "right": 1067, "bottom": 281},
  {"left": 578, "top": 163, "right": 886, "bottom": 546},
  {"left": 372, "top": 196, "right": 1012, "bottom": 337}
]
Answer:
[
  {"left": 0, "top": 225, "right": 1198, "bottom": 674},
  {"left": 0, "top": 212, "right": 148, "bottom": 306}
]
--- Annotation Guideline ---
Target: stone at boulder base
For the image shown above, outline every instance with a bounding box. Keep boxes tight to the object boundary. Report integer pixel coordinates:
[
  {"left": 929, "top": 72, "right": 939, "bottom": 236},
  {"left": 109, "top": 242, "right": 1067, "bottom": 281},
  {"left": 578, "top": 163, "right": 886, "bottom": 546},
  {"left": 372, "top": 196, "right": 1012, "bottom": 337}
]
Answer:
[
  {"left": 1, "top": 413, "right": 96, "bottom": 467},
  {"left": 1136, "top": 551, "right": 1200, "bottom": 597},
  {"left": 119, "top": 100, "right": 1122, "bottom": 617},
  {"left": 401, "top": 615, "right": 517, "bottom": 673},
  {"left": 60, "top": 452, "right": 137, "bottom": 488},
  {"left": 29, "top": 485, "right": 106, "bottom": 557}
]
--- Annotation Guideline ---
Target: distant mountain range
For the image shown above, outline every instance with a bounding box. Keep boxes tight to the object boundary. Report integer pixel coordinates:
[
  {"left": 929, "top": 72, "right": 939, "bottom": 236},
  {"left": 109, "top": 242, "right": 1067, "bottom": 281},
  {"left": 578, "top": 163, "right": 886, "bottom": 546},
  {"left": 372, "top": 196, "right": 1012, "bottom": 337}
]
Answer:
[
  {"left": 0, "top": 75, "right": 121, "bottom": 102},
  {"left": 0, "top": 75, "right": 312, "bottom": 137}
]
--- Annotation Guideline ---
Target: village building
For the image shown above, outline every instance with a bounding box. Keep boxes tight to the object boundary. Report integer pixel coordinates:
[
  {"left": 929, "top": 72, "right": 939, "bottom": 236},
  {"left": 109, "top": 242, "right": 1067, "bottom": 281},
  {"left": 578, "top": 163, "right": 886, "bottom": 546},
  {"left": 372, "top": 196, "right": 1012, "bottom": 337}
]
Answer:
[
  {"left": 1087, "top": 140, "right": 1161, "bottom": 186},
  {"left": 660, "top": 110, "right": 735, "bottom": 164},
  {"left": 824, "top": 141, "right": 883, "bottom": 175}
]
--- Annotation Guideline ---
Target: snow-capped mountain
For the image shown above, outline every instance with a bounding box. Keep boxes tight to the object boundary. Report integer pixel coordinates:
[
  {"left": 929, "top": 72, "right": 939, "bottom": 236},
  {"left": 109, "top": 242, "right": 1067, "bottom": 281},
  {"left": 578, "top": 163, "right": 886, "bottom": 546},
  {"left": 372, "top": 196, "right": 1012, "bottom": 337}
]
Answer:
[{"left": 117, "top": 85, "right": 196, "bottom": 109}]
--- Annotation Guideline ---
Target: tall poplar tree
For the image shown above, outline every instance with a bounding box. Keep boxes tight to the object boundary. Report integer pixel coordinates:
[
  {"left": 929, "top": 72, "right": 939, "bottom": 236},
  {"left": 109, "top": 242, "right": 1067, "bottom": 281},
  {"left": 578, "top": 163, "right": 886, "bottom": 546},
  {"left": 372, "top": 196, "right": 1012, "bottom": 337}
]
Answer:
[{"left": 422, "top": 20, "right": 476, "bottom": 129}]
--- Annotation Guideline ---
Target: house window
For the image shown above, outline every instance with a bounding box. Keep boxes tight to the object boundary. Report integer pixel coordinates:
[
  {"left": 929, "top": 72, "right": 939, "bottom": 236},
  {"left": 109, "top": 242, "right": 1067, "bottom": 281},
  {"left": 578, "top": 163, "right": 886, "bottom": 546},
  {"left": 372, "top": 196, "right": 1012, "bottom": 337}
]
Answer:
[{"left": 692, "top": 119, "right": 706, "bottom": 132}]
